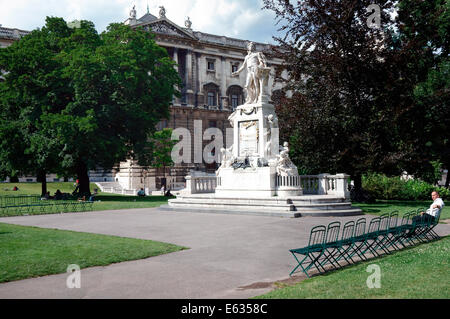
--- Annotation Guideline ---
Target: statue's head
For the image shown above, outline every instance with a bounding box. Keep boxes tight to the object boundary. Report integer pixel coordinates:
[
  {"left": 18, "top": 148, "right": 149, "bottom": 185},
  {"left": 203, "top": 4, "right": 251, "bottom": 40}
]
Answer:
[
  {"left": 283, "top": 142, "right": 289, "bottom": 147},
  {"left": 247, "top": 42, "right": 255, "bottom": 52}
]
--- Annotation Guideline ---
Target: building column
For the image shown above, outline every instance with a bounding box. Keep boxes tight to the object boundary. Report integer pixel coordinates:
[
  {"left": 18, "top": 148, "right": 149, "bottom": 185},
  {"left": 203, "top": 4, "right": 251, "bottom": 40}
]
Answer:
[
  {"left": 173, "top": 48, "right": 180, "bottom": 105},
  {"left": 220, "top": 57, "right": 227, "bottom": 110},
  {"left": 185, "top": 50, "right": 194, "bottom": 106},
  {"left": 195, "top": 52, "right": 203, "bottom": 107}
]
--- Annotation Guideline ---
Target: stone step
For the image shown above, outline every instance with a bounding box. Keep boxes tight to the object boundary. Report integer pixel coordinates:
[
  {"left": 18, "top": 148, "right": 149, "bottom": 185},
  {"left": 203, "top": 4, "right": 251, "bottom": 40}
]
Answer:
[
  {"left": 168, "top": 199, "right": 295, "bottom": 211},
  {"left": 162, "top": 204, "right": 363, "bottom": 218},
  {"left": 175, "top": 194, "right": 348, "bottom": 204},
  {"left": 166, "top": 193, "right": 363, "bottom": 218},
  {"left": 293, "top": 202, "right": 354, "bottom": 211},
  {"left": 170, "top": 197, "right": 354, "bottom": 212}
]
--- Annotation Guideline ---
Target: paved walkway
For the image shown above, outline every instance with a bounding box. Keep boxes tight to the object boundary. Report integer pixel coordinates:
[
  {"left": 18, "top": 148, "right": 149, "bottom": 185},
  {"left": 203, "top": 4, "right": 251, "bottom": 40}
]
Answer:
[{"left": 0, "top": 208, "right": 449, "bottom": 299}]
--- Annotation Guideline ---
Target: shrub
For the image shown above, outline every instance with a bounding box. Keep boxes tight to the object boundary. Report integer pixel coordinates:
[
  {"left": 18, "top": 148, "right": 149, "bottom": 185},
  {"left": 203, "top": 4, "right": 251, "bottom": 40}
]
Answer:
[{"left": 362, "top": 173, "right": 449, "bottom": 201}]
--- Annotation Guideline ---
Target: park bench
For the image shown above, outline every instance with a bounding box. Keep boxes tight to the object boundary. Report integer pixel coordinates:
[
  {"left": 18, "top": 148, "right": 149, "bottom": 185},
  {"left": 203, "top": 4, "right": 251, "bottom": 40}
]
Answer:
[{"left": 289, "top": 210, "right": 441, "bottom": 277}]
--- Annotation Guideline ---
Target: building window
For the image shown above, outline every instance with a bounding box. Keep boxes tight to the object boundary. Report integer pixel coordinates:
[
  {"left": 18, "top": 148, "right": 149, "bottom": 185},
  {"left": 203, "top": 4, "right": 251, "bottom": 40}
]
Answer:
[
  {"left": 209, "top": 120, "right": 217, "bottom": 128},
  {"left": 231, "top": 95, "right": 239, "bottom": 109},
  {"left": 207, "top": 92, "right": 216, "bottom": 106},
  {"left": 204, "top": 82, "right": 220, "bottom": 108},
  {"left": 231, "top": 63, "right": 239, "bottom": 73},
  {"left": 156, "top": 120, "right": 168, "bottom": 131},
  {"left": 207, "top": 59, "right": 215, "bottom": 71},
  {"left": 226, "top": 85, "right": 244, "bottom": 110}
]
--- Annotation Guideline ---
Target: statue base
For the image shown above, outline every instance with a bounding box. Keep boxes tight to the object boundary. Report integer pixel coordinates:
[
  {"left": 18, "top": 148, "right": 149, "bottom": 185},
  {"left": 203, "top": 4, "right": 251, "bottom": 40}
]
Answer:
[{"left": 215, "top": 166, "right": 303, "bottom": 198}]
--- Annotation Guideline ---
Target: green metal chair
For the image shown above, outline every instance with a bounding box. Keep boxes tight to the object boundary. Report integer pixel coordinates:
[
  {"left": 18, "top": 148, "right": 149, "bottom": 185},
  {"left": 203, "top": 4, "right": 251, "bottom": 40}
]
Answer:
[
  {"left": 323, "top": 220, "right": 355, "bottom": 269},
  {"left": 389, "top": 210, "right": 418, "bottom": 249},
  {"left": 372, "top": 213, "right": 392, "bottom": 255},
  {"left": 403, "top": 208, "right": 427, "bottom": 245},
  {"left": 352, "top": 217, "right": 381, "bottom": 260},
  {"left": 318, "top": 221, "right": 342, "bottom": 271},
  {"left": 383, "top": 211, "right": 402, "bottom": 251},
  {"left": 289, "top": 225, "right": 327, "bottom": 278},
  {"left": 346, "top": 217, "right": 367, "bottom": 263},
  {"left": 413, "top": 209, "right": 441, "bottom": 242}
]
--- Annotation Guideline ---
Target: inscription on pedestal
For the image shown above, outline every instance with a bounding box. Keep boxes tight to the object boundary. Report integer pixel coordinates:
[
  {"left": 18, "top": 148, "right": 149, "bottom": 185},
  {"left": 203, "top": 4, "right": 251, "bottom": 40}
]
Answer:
[{"left": 239, "top": 120, "right": 259, "bottom": 157}]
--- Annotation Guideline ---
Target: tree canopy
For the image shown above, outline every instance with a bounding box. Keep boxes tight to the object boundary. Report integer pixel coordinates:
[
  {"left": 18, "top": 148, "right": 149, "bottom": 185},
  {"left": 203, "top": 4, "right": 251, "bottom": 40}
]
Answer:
[
  {"left": 263, "top": 0, "right": 449, "bottom": 196},
  {"left": 0, "top": 17, "right": 180, "bottom": 195}
]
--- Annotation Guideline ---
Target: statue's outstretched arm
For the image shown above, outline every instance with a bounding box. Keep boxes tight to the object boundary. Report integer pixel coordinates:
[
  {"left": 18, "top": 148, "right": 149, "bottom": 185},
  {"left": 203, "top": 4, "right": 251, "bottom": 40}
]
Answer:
[{"left": 232, "top": 57, "right": 247, "bottom": 76}]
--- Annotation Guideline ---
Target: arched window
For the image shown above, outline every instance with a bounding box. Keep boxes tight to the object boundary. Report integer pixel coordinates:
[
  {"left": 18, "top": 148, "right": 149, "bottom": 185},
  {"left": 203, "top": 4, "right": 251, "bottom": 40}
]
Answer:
[
  {"left": 207, "top": 92, "right": 216, "bottom": 106},
  {"left": 226, "top": 85, "right": 244, "bottom": 110},
  {"left": 203, "top": 83, "right": 220, "bottom": 108}
]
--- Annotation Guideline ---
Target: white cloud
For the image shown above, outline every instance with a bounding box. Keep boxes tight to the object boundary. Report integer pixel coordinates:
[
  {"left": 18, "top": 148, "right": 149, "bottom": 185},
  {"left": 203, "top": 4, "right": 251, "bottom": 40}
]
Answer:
[{"left": 0, "top": 0, "right": 282, "bottom": 43}]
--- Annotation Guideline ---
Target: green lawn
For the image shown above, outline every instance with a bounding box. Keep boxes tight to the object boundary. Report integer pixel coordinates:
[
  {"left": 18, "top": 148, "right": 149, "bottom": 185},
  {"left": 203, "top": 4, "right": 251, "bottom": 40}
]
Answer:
[
  {"left": 0, "top": 182, "right": 171, "bottom": 217},
  {"left": 256, "top": 236, "right": 450, "bottom": 299},
  {"left": 354, "top": 200, "right": 449, "bottom": 221},
  {"left": 0, "top": 223, "right": 187, "bottom": 283}
]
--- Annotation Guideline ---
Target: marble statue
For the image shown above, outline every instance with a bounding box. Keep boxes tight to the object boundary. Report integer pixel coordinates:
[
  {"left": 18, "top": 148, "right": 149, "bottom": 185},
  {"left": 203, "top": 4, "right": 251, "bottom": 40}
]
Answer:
[
  {"left": 220, "top": 146, "right": 234, "bottom": 166},
  {"left": 231, "top": 42, "right": 270, "bottom": 104},
  {"left": 130, "top": 5, "right": 137, "bottom": 19},
  {"left": 276, "top": 142, "right": 297, "bottom": 176},
  {"left": 159, "top": 6, "right": 166, "bottom": 18},
  {"left": 265, "top": 113, "right": 278, "bottom": 157},
  {"left": 185, "top": 17, "right": 192, "bottom": 29}
]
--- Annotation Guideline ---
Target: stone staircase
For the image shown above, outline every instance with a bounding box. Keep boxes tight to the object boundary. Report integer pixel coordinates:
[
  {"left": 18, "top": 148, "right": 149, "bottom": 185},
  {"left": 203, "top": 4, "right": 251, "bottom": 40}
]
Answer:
[
  {"left": 95, "top": 182, "right": 137, "bottom": 196},
  {"left": 165, "top": 194, "right": 363, "bottom": 218}
]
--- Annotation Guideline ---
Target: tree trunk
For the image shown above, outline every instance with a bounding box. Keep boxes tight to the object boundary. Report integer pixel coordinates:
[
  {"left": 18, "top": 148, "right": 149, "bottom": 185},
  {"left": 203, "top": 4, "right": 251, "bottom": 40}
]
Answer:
[
  {"left": 37, "top": 170, "right": 47, "bottom": 197},
  {"left": 75, "top": 161, "right": 91, "bottom": 197},
  {"left": 445, "top": 170, "right": 449, "bottom": 189},
  {"left": 351, "top": 173, "right": 365, "bottom": 202}
]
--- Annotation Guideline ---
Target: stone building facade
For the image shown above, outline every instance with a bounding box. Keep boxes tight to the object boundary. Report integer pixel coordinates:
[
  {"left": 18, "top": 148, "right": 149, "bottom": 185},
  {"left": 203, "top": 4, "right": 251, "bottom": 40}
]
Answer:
[{"left": 117, "top": 7, "right": 286, "bottom": 191}]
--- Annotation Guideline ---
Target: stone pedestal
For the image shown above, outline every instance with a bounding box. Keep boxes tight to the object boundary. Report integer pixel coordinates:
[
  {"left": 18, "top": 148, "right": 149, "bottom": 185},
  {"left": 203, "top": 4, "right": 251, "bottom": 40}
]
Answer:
[
  {"left": 215, "top": 101, "right": 302, "bottom": 198},
  {"left": 216, "top": 167, "right": 276, "bottom": 198}
]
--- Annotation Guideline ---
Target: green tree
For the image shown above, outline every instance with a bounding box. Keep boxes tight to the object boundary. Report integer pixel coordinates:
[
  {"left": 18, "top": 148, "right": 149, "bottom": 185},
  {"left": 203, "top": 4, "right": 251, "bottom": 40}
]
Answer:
[
  {"left": 264, "top": 0, "right": 449, "bottom": 199},
  {"left": 393, "top": 0, "right": 450, "bottom": 186},
  {"left": 150, "top": 128, "right": 177, "bottom": 190},
  {"left": 0, "top": 17, "right": 180, "bottom": 196},
  {"left": 264, "top": 0, "right": 400, "bottom": 199},
  {"left": 0, "top": 21, "right": 70, "bottom": 195}
]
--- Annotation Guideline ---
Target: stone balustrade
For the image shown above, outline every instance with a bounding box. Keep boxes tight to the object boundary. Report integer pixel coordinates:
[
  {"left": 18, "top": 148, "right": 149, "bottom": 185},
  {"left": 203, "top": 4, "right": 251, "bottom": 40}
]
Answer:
[
  {"left": 181, "top": 173, "right": 351, "bottom": 199},
  {"left": 301, "top": 173, "right": 350, "bottom": 198},
  {"left": 275, "top": 175, "right": 301, "bottom": 188},
  {"left": 183, "top": 174, "right": 217, "bottom": 195}
]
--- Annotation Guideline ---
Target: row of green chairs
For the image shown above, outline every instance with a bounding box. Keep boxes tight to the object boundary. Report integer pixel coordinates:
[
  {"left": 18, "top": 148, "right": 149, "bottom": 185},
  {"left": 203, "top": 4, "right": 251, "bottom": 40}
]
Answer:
[
  {"left": 289, "top": 208, "right": 442, "bottom": 278},
  {"left": 0, "top": 199, "right": 94, "bottom": 216},
  {"left": 0, "top": 195, "right": 41, "bottom": 208}
]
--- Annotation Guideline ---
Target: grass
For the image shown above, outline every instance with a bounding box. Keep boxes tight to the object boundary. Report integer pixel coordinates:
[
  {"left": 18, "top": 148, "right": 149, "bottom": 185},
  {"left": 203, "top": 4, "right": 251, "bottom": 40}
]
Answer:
[
  {"left": 0, "top": 222, "right": 187, "bottom": 283},
  {"left": 354, "top": 199, "right": 449, "bottom": 221},
  {"left": 256, "top": 236, "right": 450, "bottom": 299},
  {"left": 0, "top": 182, "right": 171, "bottom": 217}
]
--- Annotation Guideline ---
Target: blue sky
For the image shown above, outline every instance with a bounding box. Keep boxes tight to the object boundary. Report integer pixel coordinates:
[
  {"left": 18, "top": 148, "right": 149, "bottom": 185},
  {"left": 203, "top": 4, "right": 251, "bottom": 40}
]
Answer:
[{"left": 0, "top": 0, "right": 285, "bottom": 44}]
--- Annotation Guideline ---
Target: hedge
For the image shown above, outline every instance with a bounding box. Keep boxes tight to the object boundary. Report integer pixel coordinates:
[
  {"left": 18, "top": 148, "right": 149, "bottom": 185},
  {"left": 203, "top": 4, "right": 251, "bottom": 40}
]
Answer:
[{"left": 362, "top": 173, "right": 449, "bottom": 201}]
